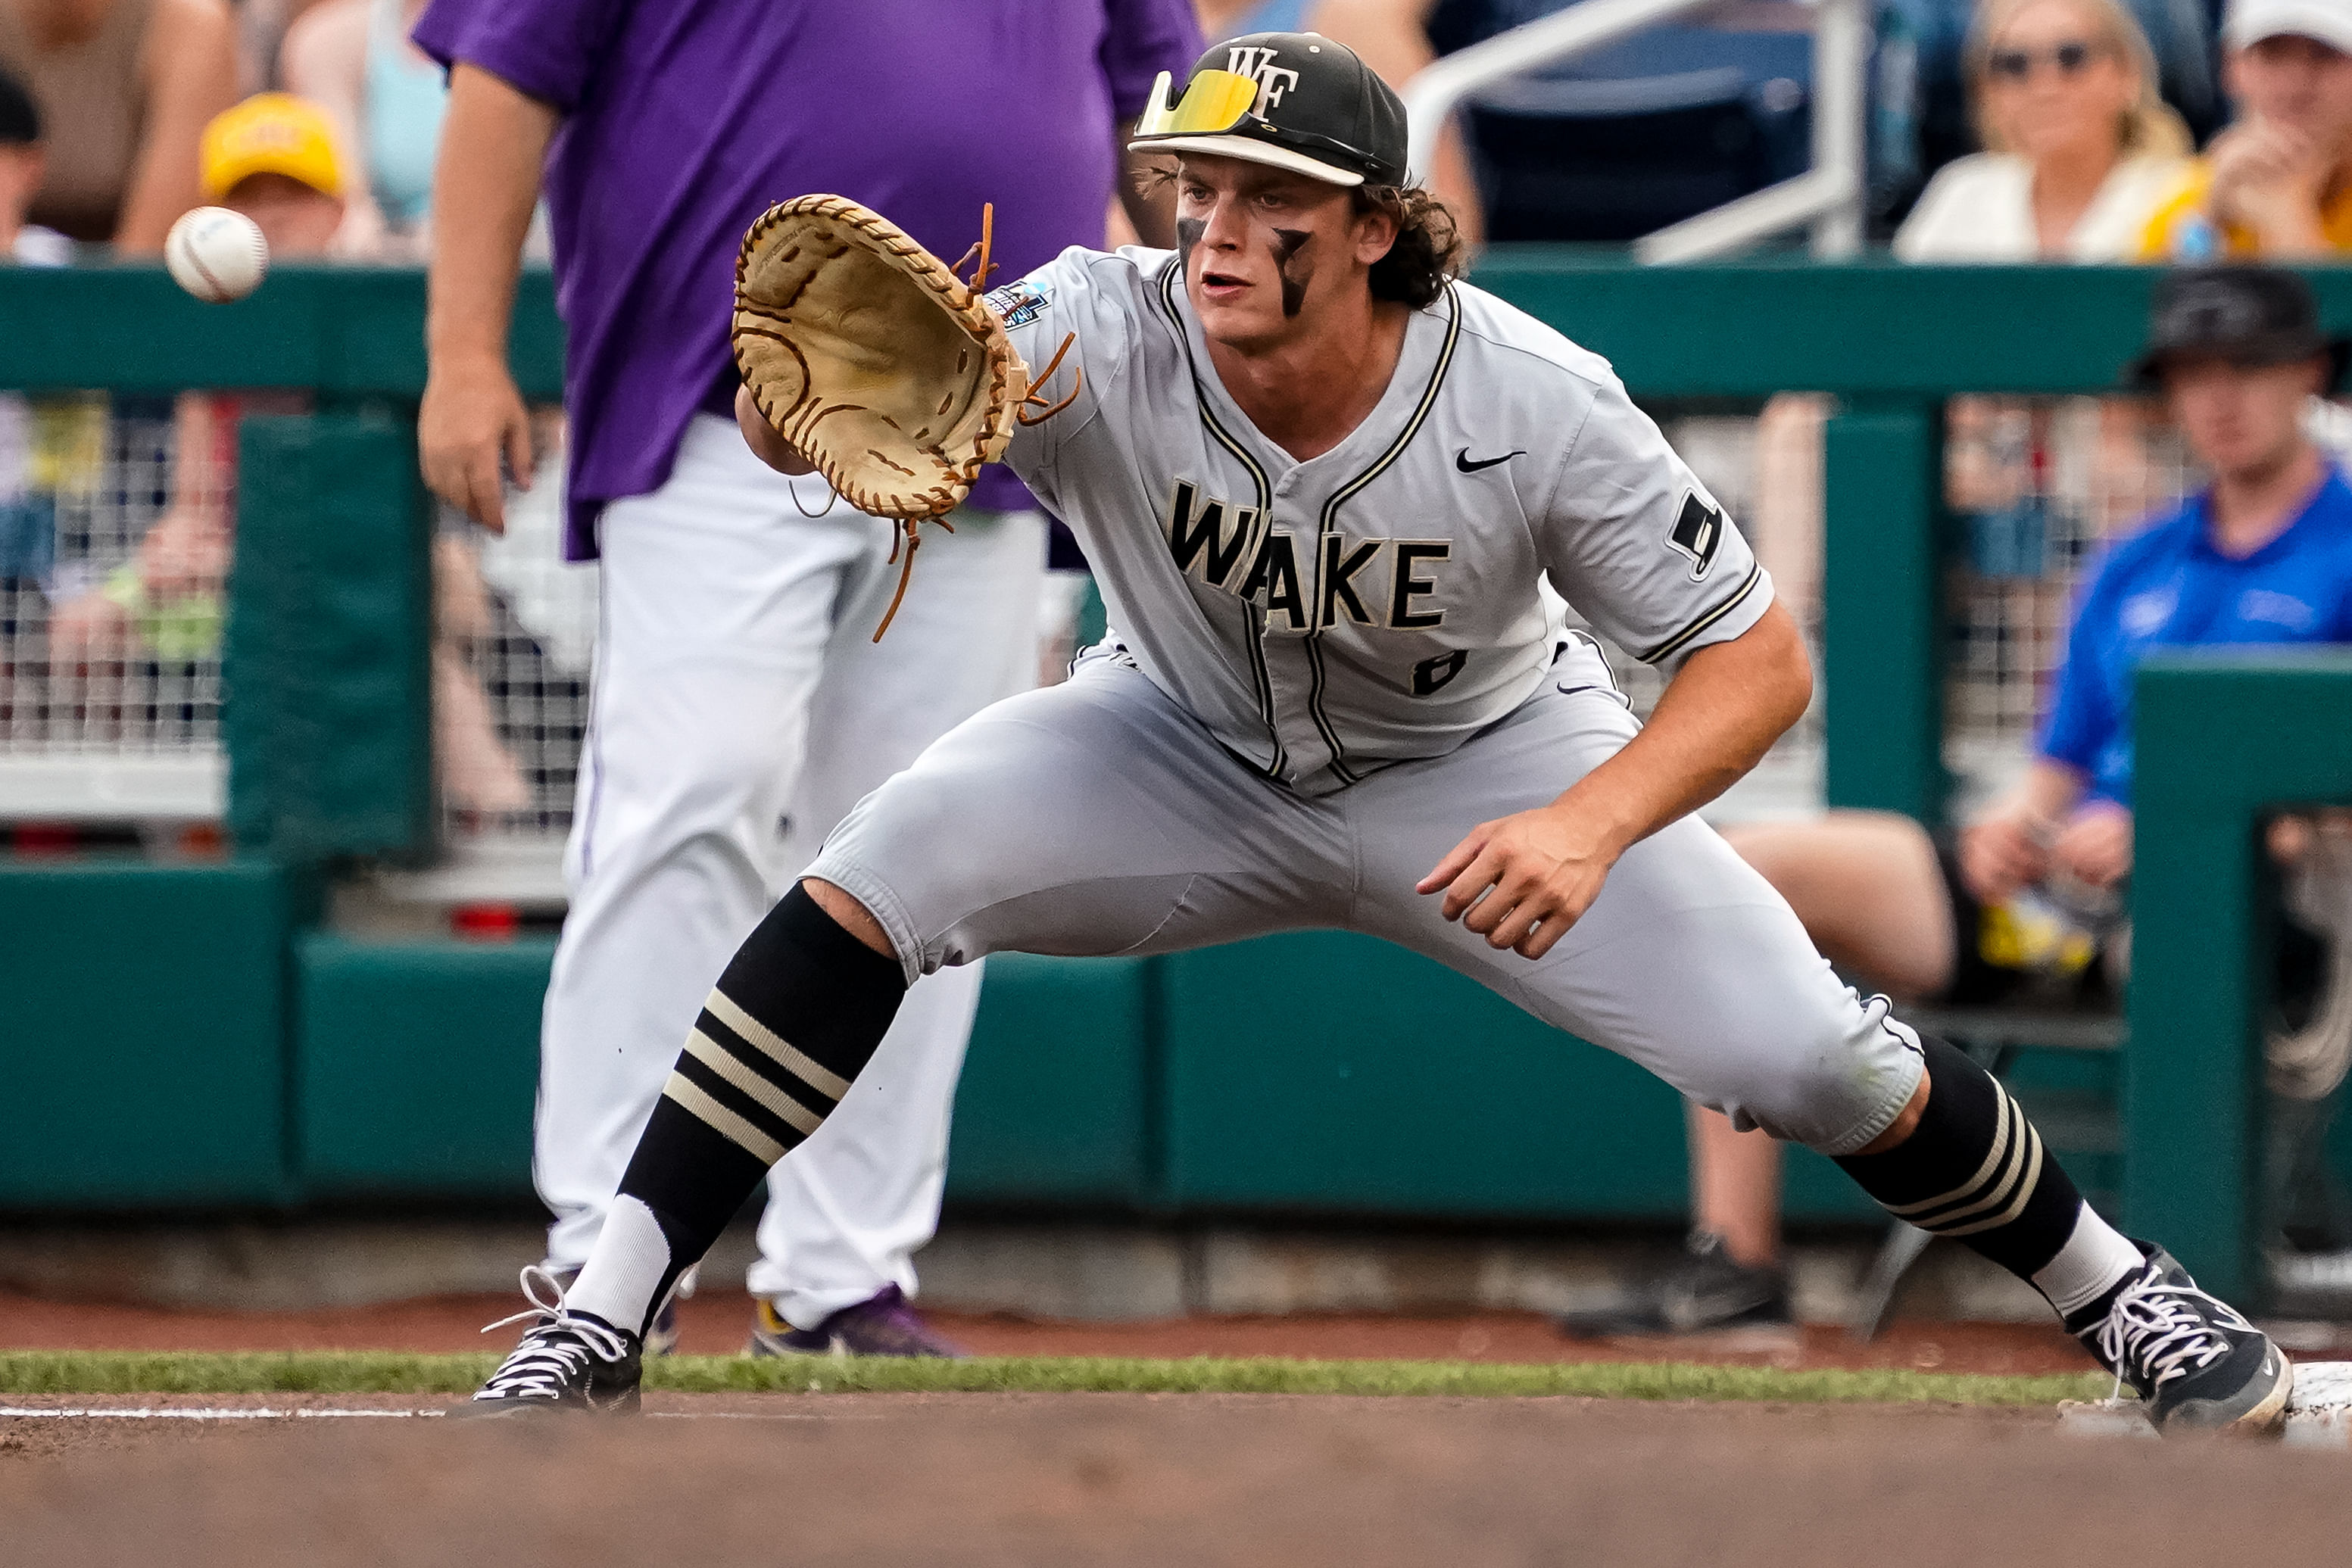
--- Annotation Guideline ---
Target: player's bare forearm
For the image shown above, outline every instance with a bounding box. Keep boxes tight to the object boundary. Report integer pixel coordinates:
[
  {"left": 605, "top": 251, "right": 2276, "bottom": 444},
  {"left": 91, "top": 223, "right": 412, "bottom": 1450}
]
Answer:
[
  {"left": 735, "top": 385, "right": 817, "bottom": 475},
  {"left": 420, "top": 64, "right": 557, "bottom": 530},
  {"left": 1418, "top": 602, "right": 1811, "bottom": 958},
  {"left": 1577, "top": 600, "right": 1813, "bottom": 840}
]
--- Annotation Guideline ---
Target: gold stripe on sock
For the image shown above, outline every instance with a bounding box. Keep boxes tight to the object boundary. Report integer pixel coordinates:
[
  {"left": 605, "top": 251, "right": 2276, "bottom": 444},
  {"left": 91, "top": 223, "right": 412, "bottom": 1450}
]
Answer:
[
  {"left": 1906, "top": 1098, "right": 2035, "bottom": 1231},
  {"left": 663, "top": 1071, "right": 787, "bottom": 1165},
  {"left": 685, "top": 1029, "right": 825, "bottom": 1136},
  {"left": 706, "top": 990, "right": 852, "bottom": 1103},
  {"left": 1880, "top": 1091, "right": 2021, "bottom": 1219},
  {"left": 1936, "top": 1127, "right": 2045, "bottom": 1237}
]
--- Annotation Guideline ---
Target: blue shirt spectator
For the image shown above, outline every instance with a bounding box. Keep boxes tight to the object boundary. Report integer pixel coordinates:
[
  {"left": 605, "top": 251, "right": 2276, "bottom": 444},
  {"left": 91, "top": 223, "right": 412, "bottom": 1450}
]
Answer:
[{"left": 2039, "top": 466, "right": 2352, "bottom": 805}]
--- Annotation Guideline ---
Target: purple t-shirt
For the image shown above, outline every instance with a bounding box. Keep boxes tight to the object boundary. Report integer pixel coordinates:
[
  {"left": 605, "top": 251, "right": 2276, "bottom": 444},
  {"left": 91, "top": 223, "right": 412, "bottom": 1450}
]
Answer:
[{"left": 413, "top": 0, "right": 1202, "bottom": 559}]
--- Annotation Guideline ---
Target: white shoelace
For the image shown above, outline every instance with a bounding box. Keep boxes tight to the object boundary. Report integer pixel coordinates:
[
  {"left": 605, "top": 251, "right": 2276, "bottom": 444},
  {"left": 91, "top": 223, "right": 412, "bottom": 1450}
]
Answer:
[
  {"left": 473, "top": 1264, "right": 632, "bottom": 1402},
  {"left": 2093, "top": 1270, "right": 2241, "bottom": 1403}
]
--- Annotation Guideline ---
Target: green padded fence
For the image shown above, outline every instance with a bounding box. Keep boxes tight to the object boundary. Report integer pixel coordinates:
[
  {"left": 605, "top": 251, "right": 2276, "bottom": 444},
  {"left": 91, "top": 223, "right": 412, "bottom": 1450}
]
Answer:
[
  {"left": 227, "top": 415, "right": 434, "bottom": 862},
  {"left": 2129, "top": 652, "right": 2352, "bottom": 1301},
  {"left": 0, "top": 859, "right": 295, "bottom": 1206}
]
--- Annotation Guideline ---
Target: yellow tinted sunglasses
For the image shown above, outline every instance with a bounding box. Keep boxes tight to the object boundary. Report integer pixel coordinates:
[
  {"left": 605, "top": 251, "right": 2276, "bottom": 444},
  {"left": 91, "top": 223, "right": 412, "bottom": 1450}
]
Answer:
[{"left": 1134, "top": 69, "right": 1264, "bottom": 137}]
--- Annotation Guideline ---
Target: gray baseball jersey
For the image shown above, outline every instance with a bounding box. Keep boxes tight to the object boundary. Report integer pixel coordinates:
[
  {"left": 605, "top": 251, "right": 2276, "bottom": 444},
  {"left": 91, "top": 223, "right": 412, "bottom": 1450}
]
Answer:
[{"left": 984, "top": 248, "right": 1772, "bottom": 796}]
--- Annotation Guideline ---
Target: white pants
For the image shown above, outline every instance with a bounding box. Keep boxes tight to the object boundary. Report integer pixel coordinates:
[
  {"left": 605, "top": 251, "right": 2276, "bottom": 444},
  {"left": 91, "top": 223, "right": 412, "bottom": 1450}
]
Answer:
[{"left": 537, "top": 415, "right": 1043, "bottom": 1326}]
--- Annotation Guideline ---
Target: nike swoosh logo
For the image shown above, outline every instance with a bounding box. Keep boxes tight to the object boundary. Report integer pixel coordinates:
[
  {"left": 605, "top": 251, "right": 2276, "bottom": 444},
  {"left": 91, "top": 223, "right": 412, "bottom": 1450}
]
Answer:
[{"left": 1455, "top": 447, "right": 1524, "bottom": 474}]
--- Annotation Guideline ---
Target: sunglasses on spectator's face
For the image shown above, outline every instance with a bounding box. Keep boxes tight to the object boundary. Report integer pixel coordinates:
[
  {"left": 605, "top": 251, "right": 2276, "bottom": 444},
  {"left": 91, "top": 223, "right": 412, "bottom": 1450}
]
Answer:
[{"left": 1987, "top": 39, "right": 2104, "bottom": 79}]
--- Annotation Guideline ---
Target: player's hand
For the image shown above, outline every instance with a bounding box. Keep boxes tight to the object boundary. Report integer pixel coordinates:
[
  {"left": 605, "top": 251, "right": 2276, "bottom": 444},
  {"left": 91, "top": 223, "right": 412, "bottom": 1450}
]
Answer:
[
  {"left": 2051, "top": 803, "right": 2132, "bottom": 890},
  {"left": 1958, "top": 809, "right": 2049, "bottom": 905},
  {"left": 1417, "top": 803, "right": 1622, "bottom": 961},
  {"left": 735, "top": 383, "right": 817, "bottom": 476},
  {"left": 420, "top": 349, "right": 533, "bottom": 534}
]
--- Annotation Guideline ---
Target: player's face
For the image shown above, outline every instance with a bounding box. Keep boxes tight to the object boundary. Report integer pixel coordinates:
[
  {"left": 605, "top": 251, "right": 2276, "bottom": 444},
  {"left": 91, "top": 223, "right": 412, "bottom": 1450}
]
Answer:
[
  {"left": 2226, "top": 34, "right": 2352, "bottom": 150},
  {"left": 2163, "top": 354, "right": 2325, "bottom": 480},
  {"left": 1979, "top": 0, "right": 2135, "bottom": 165},
  {"left": 1171, "top": 155, "right": 1390, "bottom": 350}
]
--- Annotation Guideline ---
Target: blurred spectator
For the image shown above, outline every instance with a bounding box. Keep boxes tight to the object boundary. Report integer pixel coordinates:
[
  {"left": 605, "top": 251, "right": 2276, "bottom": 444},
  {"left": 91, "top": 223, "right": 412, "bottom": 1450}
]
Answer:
[
  {"left": 0, "top": 60, "right": 65, "bottom": 260},
  {"left": 1902, "top": 0, "right": 2194, "bottom": 694},
  {"left": 279, "top": 0, "right": 440, "bottom": 257},
  {"left": 45, "top": 91, "right": 526, "bottom": 809},
  {"left": 2, "top": 64, "right": 69, "bottom": 598},
  {"left": 232, "top": 0, "right": 330, "bottom": 95},
  {"left": 1897, "top": 0, "right": 2190, "bottom": 257},
  {"left": 1199, "top": 0, "right": 1310, "bottom": 39},
  {"left": 1299, "top": 1, "right": 1486, "bottom": 247},
  {"left": 0, "top": 0, "right": 238, "bottom": 251},
  {"left": 2141, "top": 0, "right": 2352, "bottom": 258}
]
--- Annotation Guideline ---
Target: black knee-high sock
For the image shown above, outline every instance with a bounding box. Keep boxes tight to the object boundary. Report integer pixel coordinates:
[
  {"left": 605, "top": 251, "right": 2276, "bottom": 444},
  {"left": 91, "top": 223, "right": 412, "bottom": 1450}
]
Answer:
[
  {"left": 579, "top": 885, "right": 905, "bottom": 1336},
  {"left": 1833, "top": 1035, "right": 2088, "bottom": 1283}
]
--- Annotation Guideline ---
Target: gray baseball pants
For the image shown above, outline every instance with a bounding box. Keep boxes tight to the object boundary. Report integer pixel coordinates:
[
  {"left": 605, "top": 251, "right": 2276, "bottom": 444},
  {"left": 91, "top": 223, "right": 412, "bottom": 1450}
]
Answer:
[{"left": 809, "top": 653, "right": 1923, "bottom": 1155}]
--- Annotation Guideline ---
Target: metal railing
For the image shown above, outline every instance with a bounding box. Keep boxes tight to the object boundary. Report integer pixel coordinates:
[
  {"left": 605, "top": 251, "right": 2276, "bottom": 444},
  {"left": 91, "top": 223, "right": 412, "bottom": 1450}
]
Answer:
[{"left": 1399, "top": 0, "right": 1868, "bottom": 263}]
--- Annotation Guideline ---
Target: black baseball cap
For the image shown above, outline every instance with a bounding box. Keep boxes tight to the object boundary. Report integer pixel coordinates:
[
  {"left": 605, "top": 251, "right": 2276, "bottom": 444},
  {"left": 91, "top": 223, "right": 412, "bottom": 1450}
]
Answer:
[
  {"left": 2129, "top": 266, "right": 2349, "bottom": 391},
  {"left": 0, "top": 66, "right": 38, "bottom": 146},
  {"left": 1128, "top": 33, "right": 1408, "bottom": 189}
]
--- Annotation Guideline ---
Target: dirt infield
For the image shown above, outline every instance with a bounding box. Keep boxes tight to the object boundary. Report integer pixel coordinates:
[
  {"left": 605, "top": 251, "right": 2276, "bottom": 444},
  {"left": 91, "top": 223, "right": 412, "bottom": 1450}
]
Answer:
[{"left": 1, "top": 1392, "right": 2347, "bottom": 1566}]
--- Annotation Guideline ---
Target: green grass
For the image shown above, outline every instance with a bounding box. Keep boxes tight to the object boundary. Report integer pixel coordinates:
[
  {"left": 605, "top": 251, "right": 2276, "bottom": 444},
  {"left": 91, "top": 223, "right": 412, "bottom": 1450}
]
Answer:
[{"left": 0, "top": 1351, "right": 2104, "bottom": 1406}]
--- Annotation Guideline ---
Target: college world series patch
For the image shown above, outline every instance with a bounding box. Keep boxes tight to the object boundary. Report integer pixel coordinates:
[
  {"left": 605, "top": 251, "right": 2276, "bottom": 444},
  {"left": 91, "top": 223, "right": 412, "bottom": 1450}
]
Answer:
[
  {"left": 1667, "top": 491, "right": 1726, "bottom": 580},
  {"left": 984, "top": 279, "right": 1053, "bottom": 329}
]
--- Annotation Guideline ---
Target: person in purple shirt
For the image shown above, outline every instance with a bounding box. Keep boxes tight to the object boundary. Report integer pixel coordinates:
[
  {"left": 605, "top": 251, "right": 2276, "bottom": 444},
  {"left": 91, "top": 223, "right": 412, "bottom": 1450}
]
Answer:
[{"left": 412, "top": 0, "right": 1200, "bottom": 1357}]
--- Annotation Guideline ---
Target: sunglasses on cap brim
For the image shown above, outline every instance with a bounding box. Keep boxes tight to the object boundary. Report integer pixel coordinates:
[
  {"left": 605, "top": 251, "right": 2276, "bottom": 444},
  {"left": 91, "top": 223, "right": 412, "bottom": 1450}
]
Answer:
[
  {"left": 1132, "top": 69, "right": 1396, "bottom": 184},
  {"left": 1134, "top": 69, "right": 1266, "bottom": 137}
]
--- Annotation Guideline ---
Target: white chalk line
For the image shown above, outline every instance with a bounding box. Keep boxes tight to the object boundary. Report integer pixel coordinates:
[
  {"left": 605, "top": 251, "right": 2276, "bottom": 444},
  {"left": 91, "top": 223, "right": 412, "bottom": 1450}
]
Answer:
[{"left": 0, "top": 1406, "right": 863, "bottom": 1422}]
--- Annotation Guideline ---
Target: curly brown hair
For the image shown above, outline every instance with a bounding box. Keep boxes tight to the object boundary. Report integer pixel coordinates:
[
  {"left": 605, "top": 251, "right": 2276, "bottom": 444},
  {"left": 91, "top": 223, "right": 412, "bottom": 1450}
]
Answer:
[{"left": 1352, "top": 185, "right": 1465, "bottom": 309}]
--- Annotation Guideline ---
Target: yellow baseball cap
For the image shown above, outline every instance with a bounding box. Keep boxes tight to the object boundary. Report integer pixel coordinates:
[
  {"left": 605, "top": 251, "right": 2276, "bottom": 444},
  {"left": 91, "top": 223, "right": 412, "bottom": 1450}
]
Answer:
[{"left": 200, "top": 93, "right": 345, "bottom": 202}]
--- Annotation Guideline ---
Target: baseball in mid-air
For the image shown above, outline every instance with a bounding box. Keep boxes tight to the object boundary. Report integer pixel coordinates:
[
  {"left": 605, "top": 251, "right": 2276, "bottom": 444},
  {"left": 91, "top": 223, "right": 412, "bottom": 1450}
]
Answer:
[{"left": 164, "top": 207, "right": 269, "bottom": 304}]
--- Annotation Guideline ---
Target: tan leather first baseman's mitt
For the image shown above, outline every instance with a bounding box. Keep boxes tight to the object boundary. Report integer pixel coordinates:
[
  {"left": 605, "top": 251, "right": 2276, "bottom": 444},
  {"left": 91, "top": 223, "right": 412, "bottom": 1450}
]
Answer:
[{"left": 731, "top": 195, "right": 1078, "bottom": 638}]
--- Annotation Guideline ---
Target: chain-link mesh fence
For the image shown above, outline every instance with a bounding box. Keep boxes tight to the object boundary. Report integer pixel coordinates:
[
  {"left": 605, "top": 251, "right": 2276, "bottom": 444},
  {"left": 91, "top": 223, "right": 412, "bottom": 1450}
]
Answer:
[
  {"left": 0, "top": 389, "right": 2296, "bottom": 874},
  {"left": 0, "top": 393, "right": 227, "bottom": 824}
]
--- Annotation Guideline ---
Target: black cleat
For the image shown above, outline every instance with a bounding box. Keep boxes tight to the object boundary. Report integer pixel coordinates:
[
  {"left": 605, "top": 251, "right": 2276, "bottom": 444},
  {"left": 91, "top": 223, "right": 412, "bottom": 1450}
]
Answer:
[
  {"left": 458, "top": 1267, "right": 644, "bottom": 1418},
  {"left": 2068, "top": 1246, "right": 2291, "bottom": 1432},
  {"left": 1557, "top": 1231, "right": 1792, "bottom": 1337}
]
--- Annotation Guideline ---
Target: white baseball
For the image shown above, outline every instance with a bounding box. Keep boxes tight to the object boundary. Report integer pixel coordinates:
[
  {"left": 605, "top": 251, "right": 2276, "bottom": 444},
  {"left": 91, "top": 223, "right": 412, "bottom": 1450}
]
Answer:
[{"left": 164, "top": 207, "right": 269, "bottom": 304}]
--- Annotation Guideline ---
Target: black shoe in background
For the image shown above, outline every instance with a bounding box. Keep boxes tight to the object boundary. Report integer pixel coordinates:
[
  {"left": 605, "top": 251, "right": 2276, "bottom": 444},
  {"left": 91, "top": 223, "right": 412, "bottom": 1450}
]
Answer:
[{"left": 1556, "top": 1231, "right": 1792, "bottom": 1338}]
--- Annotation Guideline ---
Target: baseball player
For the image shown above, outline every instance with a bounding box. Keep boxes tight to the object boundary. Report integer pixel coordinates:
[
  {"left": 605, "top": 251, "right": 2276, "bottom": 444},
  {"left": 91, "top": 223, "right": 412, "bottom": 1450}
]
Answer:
[
  {"left": 413, "top": 0, "right": 1202, "bottom": 1355},
  {"left": 467, "top": 33, "right": 2292, "bottom": 1430}
]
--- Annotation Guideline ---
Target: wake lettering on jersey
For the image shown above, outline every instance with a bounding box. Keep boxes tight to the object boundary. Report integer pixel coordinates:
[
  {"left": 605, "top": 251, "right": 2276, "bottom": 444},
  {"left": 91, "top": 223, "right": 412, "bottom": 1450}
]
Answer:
[
  {"left": 1162, "top": 480, "right": 1458, "bottom": 636},
  {"left": 1163, "top": 479, "right": 1266, "bottom": 591},
  {"left": 1318, "top": 534, "right": 1381, "bottom": 626},
  {"left": 1237, "top": 531, "right": 1309, "bottom": 628}
]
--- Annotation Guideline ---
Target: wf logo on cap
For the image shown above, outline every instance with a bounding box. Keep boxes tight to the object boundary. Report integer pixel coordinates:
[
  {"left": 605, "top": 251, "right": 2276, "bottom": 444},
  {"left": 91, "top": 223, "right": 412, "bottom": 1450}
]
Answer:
[{"left": 1224, "top": 45, "right": 1302, "bottom": 111}]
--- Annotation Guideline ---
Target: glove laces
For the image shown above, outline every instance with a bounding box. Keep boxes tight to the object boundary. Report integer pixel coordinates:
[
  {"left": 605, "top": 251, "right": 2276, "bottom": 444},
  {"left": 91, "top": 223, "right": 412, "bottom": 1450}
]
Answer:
[
  {"left": 2092, "top": 1270, "right": 2239, "bottom": 1404},
  {"left": 871, "top": 202, "right": 1081, "bottom": 644},
  {"left": 473, "top": 1264, "right": 632, "bottom": 1401}
]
